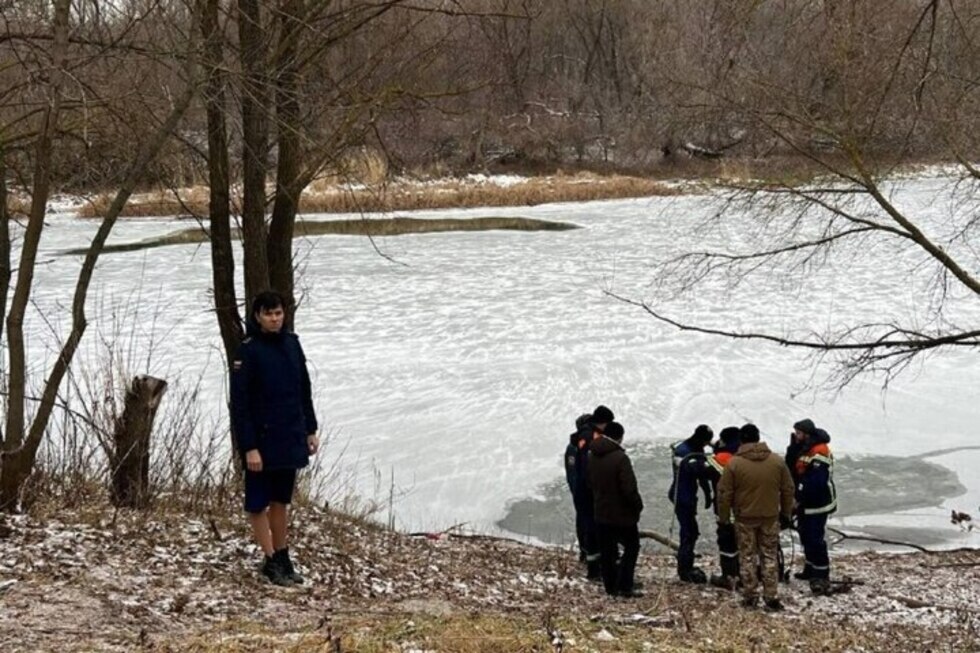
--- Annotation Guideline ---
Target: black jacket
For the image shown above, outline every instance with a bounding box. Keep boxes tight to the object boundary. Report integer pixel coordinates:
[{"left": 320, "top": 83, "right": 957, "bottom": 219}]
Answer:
[
  {"left": 588, "top": 436, "right": 644, "bottom": 527},
  {"left": 230, "top": 319, "right": 318, "bottom": 470}
]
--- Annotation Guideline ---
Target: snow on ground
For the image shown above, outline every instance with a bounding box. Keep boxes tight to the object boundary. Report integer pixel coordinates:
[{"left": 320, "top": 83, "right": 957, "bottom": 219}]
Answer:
[
  {"left": 16, "top": 172, "right": 980, "bottom": 544},
  {"left": 0, "top": 509, "right": 977, "bottom": 652}
]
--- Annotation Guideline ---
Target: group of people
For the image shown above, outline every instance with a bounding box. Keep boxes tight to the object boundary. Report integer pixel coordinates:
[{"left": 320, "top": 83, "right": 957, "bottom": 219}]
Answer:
[
  {"left": 227, "top": 290, "right": 837, "bottom": 607},
  {"left": 565, "top": 406, "right": 838, "bottom": 610}
]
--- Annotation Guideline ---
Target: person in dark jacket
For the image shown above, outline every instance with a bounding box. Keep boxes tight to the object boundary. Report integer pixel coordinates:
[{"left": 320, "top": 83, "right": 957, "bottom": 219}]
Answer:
[
  {"left": 704, "top": 426, "right": 742, "bottom": 588},
  {"left": 588, "top": 421, "right": 644, "bottom": 597},
  {"left": 564, "top": 413, "right": 593, "bottom": 561},
  {"left": 231, "top": 291, "right": 319, "bottom": 586},
  {"left": 668, "top": 424, "right": 714, "bottom": 583},
  {"left": 787, "top": 418, "right": 837, "bottom": 594},
  {"left": 570, "top": 405, "right": 614, "bottom": 579}
]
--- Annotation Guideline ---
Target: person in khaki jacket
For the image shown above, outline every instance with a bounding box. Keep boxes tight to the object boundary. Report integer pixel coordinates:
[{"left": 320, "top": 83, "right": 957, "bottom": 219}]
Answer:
[{"left": 717, "top": 424, "right": 795, "bottom": 611}]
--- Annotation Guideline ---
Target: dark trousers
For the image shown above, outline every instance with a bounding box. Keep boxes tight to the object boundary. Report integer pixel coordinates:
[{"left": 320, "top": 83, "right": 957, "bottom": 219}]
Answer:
[
  {"left": 797, "top": 513, "right": 830, "bottom": 579},
  {"left": 597, "top": 522, "right": 640, "bottom": 595},
  {"left": 573, "top": 491, "right": 600, "bottom": 574},
  {"left": 675, "top": 505, "right": 699, "bottom": 574},
  {"left": 716, "top": 522, "right": 739, "bottom": 578}
]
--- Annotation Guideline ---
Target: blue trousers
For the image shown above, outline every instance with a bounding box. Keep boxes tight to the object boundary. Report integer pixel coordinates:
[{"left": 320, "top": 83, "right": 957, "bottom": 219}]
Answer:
[
  {"left": 716, "top": 522, "right": 739, "bottom": 578},
  {"left": 675, "top": 505, "right": 699, "bottom": 574},
  {"left": 797, "top": 514, "right": 830, "bottom": 579}
]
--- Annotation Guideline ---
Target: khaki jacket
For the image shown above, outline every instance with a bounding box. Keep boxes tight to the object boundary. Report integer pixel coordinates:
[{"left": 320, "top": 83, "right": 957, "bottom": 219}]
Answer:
[{"left": 717, "top": 442, "right": 794, "bottom": 523}]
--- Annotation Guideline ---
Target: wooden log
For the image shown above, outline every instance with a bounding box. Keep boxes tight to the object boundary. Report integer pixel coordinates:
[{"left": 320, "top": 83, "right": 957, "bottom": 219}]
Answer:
[
  {"left": 110, "top": 375, "right": 168, "bottom": 508},
  {"left": 639, "top": 529, "right": 680, "bottom": 551}
]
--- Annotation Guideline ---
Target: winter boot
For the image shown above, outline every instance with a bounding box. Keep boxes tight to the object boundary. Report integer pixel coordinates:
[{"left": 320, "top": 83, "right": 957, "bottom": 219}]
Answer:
[
  {"left": 274, "top": 547, "right": 305, "bottom": 585},
  {"left": 261, "top": 555, "right": 292, "bottom": 586},
  {"left": 679, "top": 567, "right": 707, "bottom": 584},
  {"left": 710, "top": 573, "right": 738, "bottom": 590},
  {"left": 586, "top": 560, "right": 602, "bottom": 581},
  {"left": 763, "top": 597, "right": 784, "bottom": 612},
  {"left": 741, "top": 595, "right": 759, "bottom": 609},
  {"left": 793, "top": 567, "right": 813, "bottom": 581}
]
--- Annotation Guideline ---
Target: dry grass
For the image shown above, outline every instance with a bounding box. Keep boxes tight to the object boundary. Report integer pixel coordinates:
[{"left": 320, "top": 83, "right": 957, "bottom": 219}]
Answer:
[
  {"left": 4, "top": 195, "right": 31, "bottom": 219},
  {"left": 144, "top": 604, "right": 920, "bottom": 652},
  {"left": 75, "top": 174, "right": 679, "bottom": 219}
]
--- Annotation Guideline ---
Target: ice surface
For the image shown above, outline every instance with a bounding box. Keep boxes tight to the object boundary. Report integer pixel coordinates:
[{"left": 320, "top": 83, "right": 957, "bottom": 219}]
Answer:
[{"left": 17, "top": 173, "right": 980, "bottom": 547}]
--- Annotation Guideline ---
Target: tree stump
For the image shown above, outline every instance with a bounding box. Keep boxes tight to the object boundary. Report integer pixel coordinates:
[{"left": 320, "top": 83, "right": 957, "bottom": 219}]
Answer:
[{"left": 110, "top": 375, "right": 168, "bottom": 508}]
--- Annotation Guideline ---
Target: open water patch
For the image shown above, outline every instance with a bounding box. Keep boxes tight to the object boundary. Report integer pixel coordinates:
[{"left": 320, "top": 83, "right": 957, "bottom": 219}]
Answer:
[{"left": 497, "top": 444, "right": 966, "bottom": 549}]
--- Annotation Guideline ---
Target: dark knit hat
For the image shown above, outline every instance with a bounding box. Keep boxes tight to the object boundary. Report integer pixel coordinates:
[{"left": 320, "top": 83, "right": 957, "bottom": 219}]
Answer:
[
  {"left": 740, "top": 423, "right": 760, "bottom": 443},
  {"left": 793, "top": 418, "right": 816, "bottom": 436},
  {"left": 592, "top": 405, "right": 615, "bottom": 424},
  {"left": 605, "top": 421, "right": 625, "bottom": 441},
  {"left": 692, "top": 424, "right": 714, "bottom": 444}
]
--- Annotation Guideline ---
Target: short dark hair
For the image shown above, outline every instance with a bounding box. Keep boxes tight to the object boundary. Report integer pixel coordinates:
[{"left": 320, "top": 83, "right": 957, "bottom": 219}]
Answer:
[
  {"left": 252, "top": 291, "right": 285, "bottom": 315},
  {"left": 605, "top": 421, "right": 624, "bottom": 441},
  {"left": 719, "top": 426, "right": 741, "bottom": 445},
  {"left": 740, "top": 423, "right": 760, "bottom": 443},
  {"left": 692, "top": 424, "right": 713, "bottom": 445}
]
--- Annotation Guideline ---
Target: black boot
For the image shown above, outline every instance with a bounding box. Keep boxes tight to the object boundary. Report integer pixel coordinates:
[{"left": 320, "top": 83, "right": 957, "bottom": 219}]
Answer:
[
  {"left": 586, "top": 560, "right": 602, "bottom": 581},
  {"left": 794, "top": 567, "right": 813, "bottom": 581},
  {"left": 274, "top": 547, "right": 305, "bottom": 584},
  {"left": 679, "top": 567, "right": 707, "bottom": 584},
  {"left": 261, "top": 555, "right": 292, "bottom": 586}
]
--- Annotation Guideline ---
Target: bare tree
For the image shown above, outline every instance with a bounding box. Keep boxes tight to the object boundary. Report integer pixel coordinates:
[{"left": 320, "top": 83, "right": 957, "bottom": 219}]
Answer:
[
  {"left": 610, "top": 0, "right": 980, "bottom": 385},
  {"left": 0, "top": 0, "right": 200, "bottom": 510}
]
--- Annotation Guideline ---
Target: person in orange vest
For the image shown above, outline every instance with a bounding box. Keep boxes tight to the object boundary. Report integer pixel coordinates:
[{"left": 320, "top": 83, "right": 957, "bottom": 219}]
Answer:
[
  {"left": 787, "top": 418, "right": 837, "bottom": 595},
  {"left": 705, "top": 426, "right": 741, "bottom": 589}
]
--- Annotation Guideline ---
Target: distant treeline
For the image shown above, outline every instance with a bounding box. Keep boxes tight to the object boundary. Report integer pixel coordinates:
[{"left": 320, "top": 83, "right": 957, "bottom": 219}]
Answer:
[{"left": 3, "top": 0, "right": 977, "bottom": 195}]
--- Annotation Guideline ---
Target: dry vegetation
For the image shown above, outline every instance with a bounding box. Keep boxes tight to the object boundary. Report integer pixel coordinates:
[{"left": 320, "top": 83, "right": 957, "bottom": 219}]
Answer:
[
  {"left": 2, "top": 501, "right": 977, "bottom": 653},
  {"left": 73, "top": 174, "right": 680, "bottom": 220}
]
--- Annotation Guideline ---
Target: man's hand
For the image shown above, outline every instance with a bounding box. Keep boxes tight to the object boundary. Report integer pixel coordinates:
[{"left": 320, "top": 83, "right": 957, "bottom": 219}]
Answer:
[
  {"left": 307, "top": 433, "right": 320, "bottom": 455},
  {"left": 779, "top": 514, "right": 794, "bottom": 530},
  {"left": 245, "top": 449, "right": 263, "bottom": 472}
]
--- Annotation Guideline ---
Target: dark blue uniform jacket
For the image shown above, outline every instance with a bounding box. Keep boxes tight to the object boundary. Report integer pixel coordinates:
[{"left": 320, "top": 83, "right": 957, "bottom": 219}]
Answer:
[
  {"left": 668, "top": 438, "right": 712, "bottom": 508},
  {"left": 231, "top": 320, "right": 318, "bottom": 470}
]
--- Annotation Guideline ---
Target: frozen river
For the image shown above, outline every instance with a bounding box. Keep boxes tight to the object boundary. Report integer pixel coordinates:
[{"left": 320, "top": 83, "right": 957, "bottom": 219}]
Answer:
[{"left": 23, "top": 171, "right": 980, "bottom": 549}]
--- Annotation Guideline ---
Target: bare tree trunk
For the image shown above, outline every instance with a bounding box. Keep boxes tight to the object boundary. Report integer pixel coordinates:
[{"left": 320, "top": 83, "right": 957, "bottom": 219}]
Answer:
[
  {"left": 110, "top": 376, "right": 168, "bottom": 509},
  {"left": 267, "top": 0, "right": 304, "bottom": 323},
  {"left": 0, "top": 77, "right": 199, "bottom": 512},
  {"left": 200, "top": 0, "right": 243, "bottom": 364},
  {"left": 0, "top": 0, "right": 71, "bottom": 510},
  {"left": 0, "top": 151, "right": 8, "bottom": 449},
  {"left": 0, "top": 151, "right": 10, "bottom": 351},
  {"left": 238, "top": 0, "right": 271, "bottom": 303}
]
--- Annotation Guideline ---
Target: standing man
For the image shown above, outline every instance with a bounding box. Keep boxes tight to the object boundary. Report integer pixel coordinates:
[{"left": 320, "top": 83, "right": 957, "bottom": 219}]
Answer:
[
  {"left": 231, "top": 291, "right": 320, "bottom": 586},
  {"left": 717, "top": 424, "right": 795, "bottom": 611},
  {"left": 571, "top": 405, "right": 614, "bottom": 580},
  {"left": 788, "top": 418, "right": 837, "bottom": 595},
  {"left": 564, "top": 413, "right": 594, "bottom": 562},
  {"left": 668, "top": 424, "right": 714, "bottom": 583},
  {"left": 589, "top": 421, "right": 644, "bottom": 597}
]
